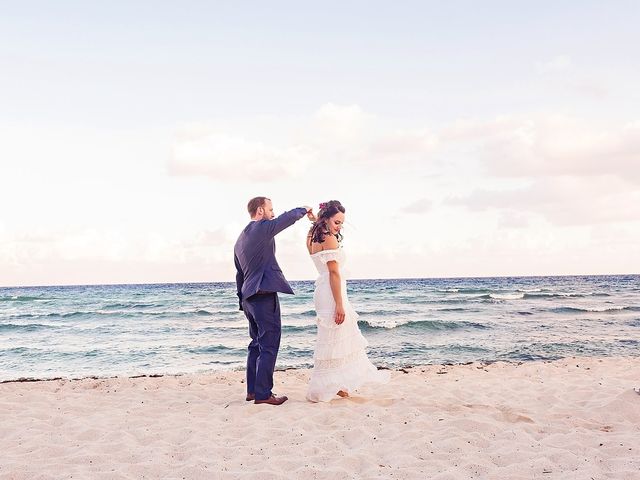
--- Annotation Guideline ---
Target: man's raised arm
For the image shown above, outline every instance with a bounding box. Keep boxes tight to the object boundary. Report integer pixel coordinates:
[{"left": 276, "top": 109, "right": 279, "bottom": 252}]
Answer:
[{"left": 265, "top": 207, "right": 310, "bottom": 237}]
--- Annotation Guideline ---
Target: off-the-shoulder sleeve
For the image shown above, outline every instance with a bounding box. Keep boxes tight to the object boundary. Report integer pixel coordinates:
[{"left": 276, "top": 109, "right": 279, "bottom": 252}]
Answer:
[{"left": 315, "top": 250, "right": 340, "bottom": 264}]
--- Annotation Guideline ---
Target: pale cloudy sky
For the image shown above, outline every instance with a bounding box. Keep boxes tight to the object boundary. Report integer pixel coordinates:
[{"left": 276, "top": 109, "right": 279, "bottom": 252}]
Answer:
[{"left": 1, "top": 1, "right": 639, "bottom": 287}]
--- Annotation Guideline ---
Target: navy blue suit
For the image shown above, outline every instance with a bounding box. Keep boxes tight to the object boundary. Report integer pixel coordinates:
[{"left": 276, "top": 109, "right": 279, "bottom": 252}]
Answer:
[{"left": 234, "top": 207, "right": 307, "bottom": 400}]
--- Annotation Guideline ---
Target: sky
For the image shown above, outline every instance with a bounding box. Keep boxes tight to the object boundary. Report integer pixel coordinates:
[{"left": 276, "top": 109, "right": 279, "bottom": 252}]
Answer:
[{"left": 1, "top": 1, "right": 639, "bottom": 287}]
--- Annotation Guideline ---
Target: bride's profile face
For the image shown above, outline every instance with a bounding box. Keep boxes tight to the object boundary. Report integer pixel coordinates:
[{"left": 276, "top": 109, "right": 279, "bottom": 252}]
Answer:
[{"left": 328, "top": 212, "right": 345, "bottom": 236}]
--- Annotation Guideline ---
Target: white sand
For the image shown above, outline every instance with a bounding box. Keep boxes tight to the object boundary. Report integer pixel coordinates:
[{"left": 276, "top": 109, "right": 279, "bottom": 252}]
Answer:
[{"left": 1, "top": 356, "right": 639, "bottom": 480}]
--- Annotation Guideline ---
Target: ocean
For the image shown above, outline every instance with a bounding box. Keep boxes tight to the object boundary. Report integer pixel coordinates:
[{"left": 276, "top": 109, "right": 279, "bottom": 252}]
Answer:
[{"left": 1, "top": 275, "right": 639, "bottom": 382}]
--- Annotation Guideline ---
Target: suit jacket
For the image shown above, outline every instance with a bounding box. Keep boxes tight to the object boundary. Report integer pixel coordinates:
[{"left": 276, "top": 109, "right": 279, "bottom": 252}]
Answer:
[{"left": 234, "top": 207, "right": 307, "bottom": 310}]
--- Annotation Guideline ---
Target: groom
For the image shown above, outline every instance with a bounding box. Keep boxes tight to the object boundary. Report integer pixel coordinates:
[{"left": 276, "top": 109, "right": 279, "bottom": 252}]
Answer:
[{"left": 234, "top": 197, "right": 312, "bottom": 405}]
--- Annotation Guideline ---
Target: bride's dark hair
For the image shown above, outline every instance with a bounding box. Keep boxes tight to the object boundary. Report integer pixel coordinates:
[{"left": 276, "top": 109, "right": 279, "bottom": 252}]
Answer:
[{"left": 310, "top": 200, "right": 346, "bottom": 244}]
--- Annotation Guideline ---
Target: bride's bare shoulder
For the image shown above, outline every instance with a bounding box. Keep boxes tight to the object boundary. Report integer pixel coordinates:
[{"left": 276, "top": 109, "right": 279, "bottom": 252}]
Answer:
[
  {"left": 320, "top": 235, "right": 339, "bottom": 250},
  {"left": 310, "top": 234, "right": 339, "bottom": 254},
  {"left": 324, "top": 235, "right": 339, "bottom": 249}
]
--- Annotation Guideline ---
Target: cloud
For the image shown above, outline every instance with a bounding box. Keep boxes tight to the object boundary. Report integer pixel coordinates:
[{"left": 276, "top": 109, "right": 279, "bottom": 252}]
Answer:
[
  {"left": 485, "top": 117, "right": 640, "bottom": 179},
  {"left": 311, "top": 104, "right": 438, "bottom": 165},
  {"left": 168, "top": 130, "right": 315, "bottom": 182},
  {"left": 534, "top": 55, "right": 610, "bottom": 99},
  {"left": 311, "top": 103, "right": 376, "bottom": 144},
  {"left": 0, "top": 226, "right": 235, "bottom": 273},
  {"left": 368, "top": 128, "right": 438, "bottom": 165},
  {"left": 496, "top": 211, "right": 531, "bottom": 229},
  {"left": 442, "top": 115, "right": 640, "bottom": 181},
  {"left": 188, "top": 228, "right": 227, "bottom": 247},
  {"left": 168, "top": 103, "right": 439, "bottom": 182},
  {"left": 535, "top": 55, "right": 573, "bottom": 74},
  {"left": 566, "top": 80, "right": 609, "bottom": 99},
  {"left": 447, "top": 175, "right": 640, "bottom": 226},
  {"left": 402, "top": 198, "right": 432, "bottom": 214}
]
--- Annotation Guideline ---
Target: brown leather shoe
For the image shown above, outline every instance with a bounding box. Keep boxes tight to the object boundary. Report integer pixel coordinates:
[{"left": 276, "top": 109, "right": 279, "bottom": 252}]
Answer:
[
  {"left": 254, "top": 394, "right": 288, "bottom": 405},
  {"left": 246, "top": 393, "right": 255, "bottom": 401}
]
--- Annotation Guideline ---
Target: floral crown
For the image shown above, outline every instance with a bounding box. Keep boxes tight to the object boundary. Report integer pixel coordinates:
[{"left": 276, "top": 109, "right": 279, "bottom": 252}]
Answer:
[{"left": 319, "top": 202, "right": 328, "bottom": 210}]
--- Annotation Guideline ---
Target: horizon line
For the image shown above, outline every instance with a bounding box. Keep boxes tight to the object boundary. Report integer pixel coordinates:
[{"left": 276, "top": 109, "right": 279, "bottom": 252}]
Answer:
[{"left": 2, "top": 272, "right": 638, "bottom": 289}]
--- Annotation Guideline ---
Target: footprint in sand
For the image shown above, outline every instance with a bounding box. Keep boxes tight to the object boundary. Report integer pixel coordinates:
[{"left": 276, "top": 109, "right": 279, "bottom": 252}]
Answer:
[
  {"left": 462, "top": 403, "right": 535, "bottom": 424},
  {"left": 496, "top": 406, "right": 535, "bottom": 424},
  {"left": 339, "top": 396, "right": 396, "bottom": 406}
]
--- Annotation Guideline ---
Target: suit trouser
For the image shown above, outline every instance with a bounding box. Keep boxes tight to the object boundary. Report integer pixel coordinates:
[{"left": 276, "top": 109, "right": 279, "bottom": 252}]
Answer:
[{"left": 242, "top": 292, "right": 281, "bottom": 401}]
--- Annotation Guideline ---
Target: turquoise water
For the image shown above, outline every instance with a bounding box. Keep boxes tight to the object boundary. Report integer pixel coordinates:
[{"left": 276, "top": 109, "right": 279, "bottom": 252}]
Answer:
[{"left": 1, "top": 275, "right": 639, "bottom": 381}]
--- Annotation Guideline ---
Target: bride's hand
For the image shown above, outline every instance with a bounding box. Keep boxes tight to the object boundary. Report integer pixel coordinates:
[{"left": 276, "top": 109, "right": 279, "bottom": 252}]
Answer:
[
  {"left": 306, "top": 209, "right": 317, "bottom": 222},
  {"left": 334, "top": 304, "right": 345, "bottom": 325}
]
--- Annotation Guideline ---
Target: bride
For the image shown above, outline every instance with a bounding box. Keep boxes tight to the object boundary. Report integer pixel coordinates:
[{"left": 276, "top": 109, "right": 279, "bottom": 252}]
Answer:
[{"left": 305, "top": 200, "right": 389, "bottom": 402}]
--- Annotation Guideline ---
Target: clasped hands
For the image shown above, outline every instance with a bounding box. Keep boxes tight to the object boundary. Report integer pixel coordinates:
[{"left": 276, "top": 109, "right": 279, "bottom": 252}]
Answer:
[{"left": 303, "top": 206, "right": 317, "bottom": 222}]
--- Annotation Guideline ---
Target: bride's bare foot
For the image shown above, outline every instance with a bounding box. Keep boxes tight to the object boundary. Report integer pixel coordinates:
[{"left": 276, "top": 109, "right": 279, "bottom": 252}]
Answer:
[{"left": 337, "top": 390, "right": 349, "bottom": 398}]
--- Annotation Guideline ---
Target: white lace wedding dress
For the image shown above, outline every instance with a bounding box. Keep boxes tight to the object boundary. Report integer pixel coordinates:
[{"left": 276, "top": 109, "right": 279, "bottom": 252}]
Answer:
[{"left": 306, "top": 247, "right": 390, "bottom": 402}]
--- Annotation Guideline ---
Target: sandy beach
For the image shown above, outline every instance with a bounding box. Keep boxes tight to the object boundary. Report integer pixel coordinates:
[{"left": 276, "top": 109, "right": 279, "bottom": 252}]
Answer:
[{"left": 1, "top": 356, "right": 639, "bottom": 480}]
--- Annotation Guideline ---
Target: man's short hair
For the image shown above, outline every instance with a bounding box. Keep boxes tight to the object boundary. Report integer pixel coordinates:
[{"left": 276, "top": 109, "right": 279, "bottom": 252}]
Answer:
[{"left": 247, "top": 196, "right": 270, "bottom": 216}]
